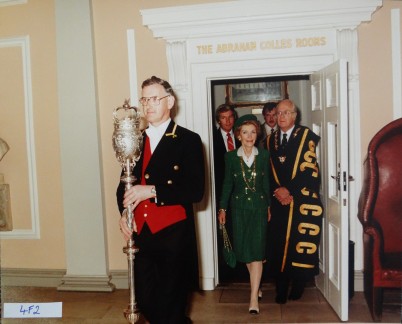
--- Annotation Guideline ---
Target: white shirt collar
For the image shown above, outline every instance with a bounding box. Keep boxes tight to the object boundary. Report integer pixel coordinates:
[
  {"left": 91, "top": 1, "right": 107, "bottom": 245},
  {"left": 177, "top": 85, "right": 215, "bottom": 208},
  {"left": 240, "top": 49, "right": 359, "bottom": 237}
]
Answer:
[
  {"left": 281, "top": 125, "right": 295, "bottom": 137},
  {"left": 264, "top": 124, "right": 276, "bottom": 133},
  {"left": 146, "top": 118, "right": 171, "bottom": 152},
  {"left": 220, "top": 128, "right": 235, "bottom": 150},
  {"left": 146, "top": 118, "right": 171, "bottom": 138},
  {"left": 237, "top": 146, "right": 259, "bottom": 157},
  {"left": 220, "top": 128, "right": 233, "bottom": 137},
  {"left": 237, "top": 146, "right": 259, "bottom": 167}
]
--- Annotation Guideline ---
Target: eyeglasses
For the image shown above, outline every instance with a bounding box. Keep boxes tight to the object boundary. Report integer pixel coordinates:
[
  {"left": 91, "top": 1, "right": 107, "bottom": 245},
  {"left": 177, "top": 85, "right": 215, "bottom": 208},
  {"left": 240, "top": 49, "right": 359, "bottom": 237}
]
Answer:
[
  {"left": 277, "top": 110, "right": 296, "bottom": 117},
  {"left": 139, "top": 95, "right": 170, "bottom": 106}
]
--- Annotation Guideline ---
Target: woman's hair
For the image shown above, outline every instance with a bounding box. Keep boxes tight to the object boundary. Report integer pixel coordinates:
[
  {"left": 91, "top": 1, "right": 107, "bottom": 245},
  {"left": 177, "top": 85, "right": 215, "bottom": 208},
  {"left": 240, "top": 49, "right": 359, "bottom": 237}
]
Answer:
[{"left": 234, "top": 120, "right": 261, "bottom": 138}]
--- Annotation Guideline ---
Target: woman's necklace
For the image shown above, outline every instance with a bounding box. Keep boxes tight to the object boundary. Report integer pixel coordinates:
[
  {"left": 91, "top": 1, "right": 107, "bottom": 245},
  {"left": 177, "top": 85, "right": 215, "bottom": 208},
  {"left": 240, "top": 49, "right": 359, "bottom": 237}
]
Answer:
[{"left": 240, "top": 157, "right": 256, "bottom": 194}]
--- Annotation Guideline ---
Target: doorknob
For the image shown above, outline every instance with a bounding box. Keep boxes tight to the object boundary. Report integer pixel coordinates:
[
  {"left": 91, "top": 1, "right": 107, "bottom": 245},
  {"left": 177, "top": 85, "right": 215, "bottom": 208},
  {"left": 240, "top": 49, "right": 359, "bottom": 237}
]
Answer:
[{"left": 331, "top": 172, "right": 340, "bottom": 191}]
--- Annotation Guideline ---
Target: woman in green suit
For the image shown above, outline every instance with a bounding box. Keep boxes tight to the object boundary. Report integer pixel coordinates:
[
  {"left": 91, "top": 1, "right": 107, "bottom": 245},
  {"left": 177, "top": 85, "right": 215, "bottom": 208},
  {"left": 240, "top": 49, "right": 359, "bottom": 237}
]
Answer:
[{"left": 218, "top": 114, "right": 271, "bottom": 315}]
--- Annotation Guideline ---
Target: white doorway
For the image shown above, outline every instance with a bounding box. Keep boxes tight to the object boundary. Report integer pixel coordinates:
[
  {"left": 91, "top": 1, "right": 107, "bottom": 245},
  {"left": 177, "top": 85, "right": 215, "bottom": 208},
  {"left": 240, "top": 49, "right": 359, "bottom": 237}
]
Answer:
[
  {"left": 210, "top": 75, "right": 311, "bottom": 284},
  {"left": 207, "top": 61, "right": 350, "bottom": 320}
]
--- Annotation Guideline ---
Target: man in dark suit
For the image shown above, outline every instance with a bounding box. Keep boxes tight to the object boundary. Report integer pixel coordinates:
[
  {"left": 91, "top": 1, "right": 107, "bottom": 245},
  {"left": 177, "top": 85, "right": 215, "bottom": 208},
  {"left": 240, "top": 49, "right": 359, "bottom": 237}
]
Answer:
[
  {"left": 212, "top": 104, "right": 242, "bottom": 281},
  {"left": 117, "top": 76, "right": 205, "bottom": 324},
  {"left": 213, "top": 104, "right": 239, "bottom": 204}
]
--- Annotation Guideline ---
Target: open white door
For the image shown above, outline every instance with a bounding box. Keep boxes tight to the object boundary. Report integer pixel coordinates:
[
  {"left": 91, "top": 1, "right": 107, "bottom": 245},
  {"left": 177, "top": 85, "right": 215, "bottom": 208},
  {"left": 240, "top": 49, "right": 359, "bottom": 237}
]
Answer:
[{"left": 311, "top": 60, "right": 349, "bottom": 321}]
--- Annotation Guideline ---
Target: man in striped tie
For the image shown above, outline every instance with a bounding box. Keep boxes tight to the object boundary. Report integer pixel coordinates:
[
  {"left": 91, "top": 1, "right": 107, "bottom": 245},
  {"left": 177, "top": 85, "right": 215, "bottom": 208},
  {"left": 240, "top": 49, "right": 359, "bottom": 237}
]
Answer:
[{"left": 213, "top": 104, "right": 239, "bottom": 203}]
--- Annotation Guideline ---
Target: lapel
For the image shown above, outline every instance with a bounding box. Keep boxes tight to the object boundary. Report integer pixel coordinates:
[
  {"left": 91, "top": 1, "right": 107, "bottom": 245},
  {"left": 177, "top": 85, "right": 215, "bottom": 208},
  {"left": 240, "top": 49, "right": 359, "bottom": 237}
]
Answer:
[
  {"left": 287, "top": 126, "right": 302, "bottom": 148},
  {"left": 262, "top": 123, "right": 269, "bottom": 139},
  {"left": 217, "top": 128, "right": 226, "bottom": 152},
  {"left": 145, "top": 120, "right": 177, "bottom": 171}
]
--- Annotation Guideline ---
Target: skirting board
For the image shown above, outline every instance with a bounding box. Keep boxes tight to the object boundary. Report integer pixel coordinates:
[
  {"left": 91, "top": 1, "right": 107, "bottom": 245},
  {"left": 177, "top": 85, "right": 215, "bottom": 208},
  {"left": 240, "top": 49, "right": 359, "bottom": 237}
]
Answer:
[
  {"left": 1, "top": 268, "right": 364, "bottom": 291},
  {"left": 1, "top": 268, "right": 127, "bottom": 290},
  {"left": 1, "top": 268, "right": 66, "bottom": 287},
  {"left": 58, "top": 274, "right": 115, "bottom": 292}
]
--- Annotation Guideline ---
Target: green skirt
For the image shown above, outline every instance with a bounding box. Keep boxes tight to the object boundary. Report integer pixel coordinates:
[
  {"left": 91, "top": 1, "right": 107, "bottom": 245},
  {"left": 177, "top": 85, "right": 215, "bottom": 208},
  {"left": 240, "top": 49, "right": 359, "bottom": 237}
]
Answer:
[{"left": 231, "top": 207, "right": 268, "bottom": 263}]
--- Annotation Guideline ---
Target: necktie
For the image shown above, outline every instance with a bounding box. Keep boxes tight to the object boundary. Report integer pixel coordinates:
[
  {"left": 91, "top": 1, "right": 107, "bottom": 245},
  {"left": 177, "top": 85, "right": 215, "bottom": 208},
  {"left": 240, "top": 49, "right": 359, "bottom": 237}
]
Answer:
[
  {"left": 227, "top": 132, "right": 234, "bottom": 151},
  {"left": 282, "top": 133, "right": 288, "bottom": 147},
  {"left": 271, "top": 128, "right": 274, "bottom": 133}
]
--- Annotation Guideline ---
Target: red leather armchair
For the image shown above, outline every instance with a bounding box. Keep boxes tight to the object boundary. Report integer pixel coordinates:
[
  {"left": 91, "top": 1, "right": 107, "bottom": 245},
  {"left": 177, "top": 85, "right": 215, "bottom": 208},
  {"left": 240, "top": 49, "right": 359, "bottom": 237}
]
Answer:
[{"left": 357, "top": 118, "right": 402, "bottom": 322}]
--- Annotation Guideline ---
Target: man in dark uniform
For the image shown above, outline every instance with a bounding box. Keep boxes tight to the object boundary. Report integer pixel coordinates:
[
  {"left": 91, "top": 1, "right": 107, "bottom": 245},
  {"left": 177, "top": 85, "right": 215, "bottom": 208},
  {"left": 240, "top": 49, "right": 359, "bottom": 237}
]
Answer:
[
  {"left": 267, "top": 99, "right": 323, "bottom": 304},
  {"left": 117, "top": 76, "right": 205, "bottom": 323}
]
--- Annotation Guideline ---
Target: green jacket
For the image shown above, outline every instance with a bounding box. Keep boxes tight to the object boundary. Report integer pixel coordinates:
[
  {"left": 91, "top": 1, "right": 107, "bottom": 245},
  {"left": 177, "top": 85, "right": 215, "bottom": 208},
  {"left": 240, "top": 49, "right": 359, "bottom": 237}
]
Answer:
[{"left": 219, "top": 148, "right": 271, "bottom": 211}]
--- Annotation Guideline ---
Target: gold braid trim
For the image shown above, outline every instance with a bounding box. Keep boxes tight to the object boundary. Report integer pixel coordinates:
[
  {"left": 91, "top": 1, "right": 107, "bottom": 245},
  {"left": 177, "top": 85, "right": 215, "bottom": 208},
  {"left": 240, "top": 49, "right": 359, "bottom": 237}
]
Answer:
[
  {"left": 281, "top": 200, "right": 294, "bottom": 272},
  {"left": 165, "top": 123, "right": 178, "bottom": 138},
  {"left": 291, "top": 128, "right": 309, "bottom": 180},
  {"left": 270, "top": 158, "right": 280, "bottom": 186},
  {"left": 291, "top": 262, "right": 315, "bottom": 268},
  {"left": 266, "top": 133, "right": 271, "bottom": 151}
]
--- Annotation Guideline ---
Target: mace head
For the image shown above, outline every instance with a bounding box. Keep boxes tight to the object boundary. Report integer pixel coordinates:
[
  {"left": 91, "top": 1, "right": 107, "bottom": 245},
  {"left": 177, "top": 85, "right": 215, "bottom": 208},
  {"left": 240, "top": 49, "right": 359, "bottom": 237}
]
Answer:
[{"left": 112, "top": 100, "right": 143, "bottom": 167}]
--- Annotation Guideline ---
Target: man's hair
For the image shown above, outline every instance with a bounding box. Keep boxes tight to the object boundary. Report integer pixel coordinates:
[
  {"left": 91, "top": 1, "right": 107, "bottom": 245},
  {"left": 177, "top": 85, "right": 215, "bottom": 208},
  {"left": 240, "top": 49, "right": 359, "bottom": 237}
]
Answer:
[
  {"left": 215, "top": 104, "right": 238, "bottom": 123},
  {"left": 277, "top": 99, "right": 302, "bottom": 124},
  {"left": 141, "top": 76, "right": 177, "bottom": 116},
  {"left": 278, "top": 99, "right": 296, "bottom": 111},
  {"left": 141, "top": 76, "right": 174, "bottom": 96},
  {"left": 262, "top": 102, "right": 277, "bottom": 116}
]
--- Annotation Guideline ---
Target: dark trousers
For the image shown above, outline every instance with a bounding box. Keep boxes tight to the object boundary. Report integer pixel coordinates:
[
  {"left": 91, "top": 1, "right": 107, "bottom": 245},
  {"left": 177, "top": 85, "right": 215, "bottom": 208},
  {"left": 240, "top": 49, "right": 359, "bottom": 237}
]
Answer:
[{"left": 134, "top": 221, "right": 189, "bottom": 324}]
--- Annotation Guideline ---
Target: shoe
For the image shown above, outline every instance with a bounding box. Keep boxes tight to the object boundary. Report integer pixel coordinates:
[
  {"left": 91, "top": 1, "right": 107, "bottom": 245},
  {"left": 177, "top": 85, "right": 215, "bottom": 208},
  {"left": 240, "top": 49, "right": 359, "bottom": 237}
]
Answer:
[
  {"left": 258, "top": 289, "right": 263, "bottom": 300},
  {"left": 288, "top": 289, "right": 304, "bottom": 300},
  {"left": 249, "top": 308, "right": 259, "bottom": 315},
  {"left": 288, "top": 281, "right": 305, "bottom": 300}
]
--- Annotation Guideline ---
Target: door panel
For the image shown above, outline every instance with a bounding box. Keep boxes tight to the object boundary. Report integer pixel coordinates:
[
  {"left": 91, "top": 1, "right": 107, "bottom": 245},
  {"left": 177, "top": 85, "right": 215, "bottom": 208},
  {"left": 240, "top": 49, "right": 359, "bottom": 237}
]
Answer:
[{"left": 311, "top": 60, "right": 349, "bottom": 321}]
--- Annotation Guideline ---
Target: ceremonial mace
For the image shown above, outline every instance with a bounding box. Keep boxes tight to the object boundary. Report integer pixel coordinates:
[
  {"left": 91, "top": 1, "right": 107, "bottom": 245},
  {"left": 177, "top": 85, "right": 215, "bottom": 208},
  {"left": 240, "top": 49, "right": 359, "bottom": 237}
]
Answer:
[{"left": 112, "top": 100, "right": 143, "bottom": 323}]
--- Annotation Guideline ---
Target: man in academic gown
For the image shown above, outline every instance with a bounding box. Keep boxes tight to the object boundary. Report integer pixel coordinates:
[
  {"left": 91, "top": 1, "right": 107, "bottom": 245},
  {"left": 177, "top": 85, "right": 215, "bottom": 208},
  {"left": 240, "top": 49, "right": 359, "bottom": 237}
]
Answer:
[{"left": 267, "top": 99, "right": 323, "bottom": 304}]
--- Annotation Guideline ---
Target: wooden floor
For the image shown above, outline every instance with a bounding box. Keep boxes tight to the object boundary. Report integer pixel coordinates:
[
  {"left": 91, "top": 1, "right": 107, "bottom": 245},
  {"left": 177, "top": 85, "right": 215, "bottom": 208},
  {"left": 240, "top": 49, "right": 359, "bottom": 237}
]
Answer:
[{"left": 1, "top": 284, "right": 401, "bottom": 323}]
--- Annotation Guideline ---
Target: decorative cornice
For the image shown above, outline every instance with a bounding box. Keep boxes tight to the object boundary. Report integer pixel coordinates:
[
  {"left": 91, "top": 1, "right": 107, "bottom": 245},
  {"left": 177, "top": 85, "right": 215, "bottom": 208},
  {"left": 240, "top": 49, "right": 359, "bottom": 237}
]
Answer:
[
  {"left": 141, "top": 0, "right": 382, "bottom": 41},
  {"left": 166, "top": 41, "right": 187, "bottom": 90}
]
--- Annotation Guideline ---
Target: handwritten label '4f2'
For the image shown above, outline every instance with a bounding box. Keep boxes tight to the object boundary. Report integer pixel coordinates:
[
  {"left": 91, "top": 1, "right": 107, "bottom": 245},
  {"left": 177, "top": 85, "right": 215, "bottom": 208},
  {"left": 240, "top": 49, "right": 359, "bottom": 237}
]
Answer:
[{"left": 20, "top": 305, "right": 40, "bottom": 315}]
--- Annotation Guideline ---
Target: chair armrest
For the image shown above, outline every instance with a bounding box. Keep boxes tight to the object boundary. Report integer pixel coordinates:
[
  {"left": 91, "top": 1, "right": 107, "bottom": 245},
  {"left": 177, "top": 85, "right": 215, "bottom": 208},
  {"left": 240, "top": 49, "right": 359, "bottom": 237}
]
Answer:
[{"left": 364, "top": 226, "right": 383, "bottom": 271}]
